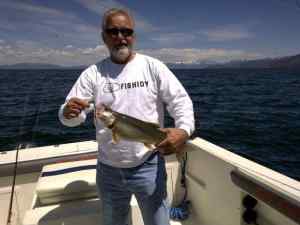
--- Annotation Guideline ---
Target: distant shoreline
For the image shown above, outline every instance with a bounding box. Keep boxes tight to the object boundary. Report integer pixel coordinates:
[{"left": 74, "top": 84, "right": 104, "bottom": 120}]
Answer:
[{"left": 1, "top": 53, "right": 300, "bottom": 70}]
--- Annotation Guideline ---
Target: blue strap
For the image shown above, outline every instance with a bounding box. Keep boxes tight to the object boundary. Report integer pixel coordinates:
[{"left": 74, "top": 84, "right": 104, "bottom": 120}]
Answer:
[
  {"left": 41, "top": 164, "right": 96, "bottom": 177},
  {"left": 170, "top": 153, "right": 190, "bottom": 220},
  {"left": 170, "top": 200, "right": 190, "bottom": 220}
]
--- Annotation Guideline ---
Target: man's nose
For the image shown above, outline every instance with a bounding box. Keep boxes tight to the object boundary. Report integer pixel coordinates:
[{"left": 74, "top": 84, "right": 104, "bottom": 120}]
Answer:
[
  {"left": 114, "top": 36, "right": 127, "bottom": 46},
  {"left": 115, "top": 30, "right": 125, "bottom": 39}
]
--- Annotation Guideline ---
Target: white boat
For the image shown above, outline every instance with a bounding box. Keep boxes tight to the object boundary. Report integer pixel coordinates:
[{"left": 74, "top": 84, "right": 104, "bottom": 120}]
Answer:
[{"left": 0, "top": 137, "right": 299, "bottom": 225}]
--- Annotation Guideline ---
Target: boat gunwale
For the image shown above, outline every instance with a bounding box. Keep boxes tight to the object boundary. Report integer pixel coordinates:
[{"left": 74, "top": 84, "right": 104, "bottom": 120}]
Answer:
[{"left": 0, "top": 151, "right": 98, "bottom": 177}]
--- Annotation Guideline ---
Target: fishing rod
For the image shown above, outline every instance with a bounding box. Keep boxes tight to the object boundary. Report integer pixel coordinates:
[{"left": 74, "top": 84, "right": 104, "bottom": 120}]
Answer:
[
  {"left": 6, "top": 143, "right": 22, "bottom": 225},
  {"left": 6, "top": 82, "right": 36, "bottom": 225}
]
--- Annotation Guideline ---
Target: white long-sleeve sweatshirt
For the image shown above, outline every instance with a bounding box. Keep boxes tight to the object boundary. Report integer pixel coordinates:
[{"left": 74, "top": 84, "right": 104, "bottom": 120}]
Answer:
[{"left": 59, "top": 53, "right": 195, "bottom": 168}]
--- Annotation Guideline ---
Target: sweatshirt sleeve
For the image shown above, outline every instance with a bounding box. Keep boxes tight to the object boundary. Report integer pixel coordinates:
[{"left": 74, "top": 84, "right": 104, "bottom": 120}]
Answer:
[
  {"left": 58, "top": 67, "right": 95, "bottom": 127},
  {"left": 154, "top": 61, "right": 195, "bottom": 136}
]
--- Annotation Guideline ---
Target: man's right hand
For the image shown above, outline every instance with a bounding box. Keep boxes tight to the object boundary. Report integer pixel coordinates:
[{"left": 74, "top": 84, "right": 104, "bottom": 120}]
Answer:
[{"left": 63, "top": 98, "right": 90, "bottom": 119}]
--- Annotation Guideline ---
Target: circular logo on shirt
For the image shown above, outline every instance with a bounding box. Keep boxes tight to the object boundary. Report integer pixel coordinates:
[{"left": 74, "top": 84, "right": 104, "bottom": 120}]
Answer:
[{"left": 103, "top": 82, "right": 120, "bottom": 93}]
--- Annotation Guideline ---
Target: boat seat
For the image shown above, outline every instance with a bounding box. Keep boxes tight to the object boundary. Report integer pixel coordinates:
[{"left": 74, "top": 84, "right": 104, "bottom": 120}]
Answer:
[
  {"left": 35, "top": 156, "right": 181, "bottom": 206},
  {"left": 35, "top": 159, "right": 98, "bottom": 206}
]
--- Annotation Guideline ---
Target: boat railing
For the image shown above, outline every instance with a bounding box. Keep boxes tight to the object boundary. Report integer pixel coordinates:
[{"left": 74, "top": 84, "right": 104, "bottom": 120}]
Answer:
[{"left": 0, "top": 148, "right": 98, "bottom": 177}]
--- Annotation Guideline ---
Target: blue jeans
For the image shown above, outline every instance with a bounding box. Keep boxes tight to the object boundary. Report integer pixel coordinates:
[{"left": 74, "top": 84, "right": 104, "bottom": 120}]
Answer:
[{"left": 96, "top": 152, "right": 170, "bottom": 225}]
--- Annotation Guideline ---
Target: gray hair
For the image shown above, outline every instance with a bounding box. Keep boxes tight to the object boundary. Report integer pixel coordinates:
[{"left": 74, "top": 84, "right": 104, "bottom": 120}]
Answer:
[{"left": 102, "top": 8, "right": 134, "bottom": 30}]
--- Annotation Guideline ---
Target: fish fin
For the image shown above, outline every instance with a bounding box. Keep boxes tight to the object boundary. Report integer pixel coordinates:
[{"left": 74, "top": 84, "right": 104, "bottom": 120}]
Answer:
[
  {"left": 112, "top": 128, "right": 120, "bottom": 144},
  {"left": 144, "top": 121, "right": 160, "bottom": 128},
  {"left": 112, "top": 111, "right": 161, "bottom": 130},
  {"left": 144, "top": 143, "right": 156, "bottom": 150}
]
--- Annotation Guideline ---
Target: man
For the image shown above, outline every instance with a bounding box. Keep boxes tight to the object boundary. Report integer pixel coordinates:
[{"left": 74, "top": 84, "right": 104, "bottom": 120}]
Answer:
[{"left": 59, "top": 8, "right": 194, "bottom": 225}]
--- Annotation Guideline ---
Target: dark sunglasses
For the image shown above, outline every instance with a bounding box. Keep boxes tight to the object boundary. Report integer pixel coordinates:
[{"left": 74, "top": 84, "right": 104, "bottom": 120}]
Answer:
[{"left": 105, "top": 28, "right": 134, "bottom": 37}]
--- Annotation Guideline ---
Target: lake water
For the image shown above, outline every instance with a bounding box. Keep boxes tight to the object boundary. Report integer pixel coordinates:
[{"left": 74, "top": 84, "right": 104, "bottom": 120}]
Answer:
[{"left": 0, "top": 68, "right": 299, "bottom": 180}]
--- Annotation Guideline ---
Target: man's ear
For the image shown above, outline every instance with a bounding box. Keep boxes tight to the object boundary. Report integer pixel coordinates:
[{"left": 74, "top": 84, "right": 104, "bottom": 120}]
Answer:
[{"left": 101, "top": 32, "right": 107, "bottom": 44}]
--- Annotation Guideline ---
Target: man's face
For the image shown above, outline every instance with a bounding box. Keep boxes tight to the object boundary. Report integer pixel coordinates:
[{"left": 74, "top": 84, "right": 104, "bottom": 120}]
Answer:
[{"left": 102, "top": 13, "right": 135, "bottom": 64}]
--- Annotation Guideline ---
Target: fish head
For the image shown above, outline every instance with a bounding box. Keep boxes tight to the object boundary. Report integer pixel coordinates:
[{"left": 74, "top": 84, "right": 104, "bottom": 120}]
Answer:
[{"left": 95, "top": 104, "right": 115, "bottom": 128}]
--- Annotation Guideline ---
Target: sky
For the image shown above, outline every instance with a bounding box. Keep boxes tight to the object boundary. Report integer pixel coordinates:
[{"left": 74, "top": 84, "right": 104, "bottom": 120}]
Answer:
[{"left": 0, "top": 0, "right": 300, "bottom": 66}]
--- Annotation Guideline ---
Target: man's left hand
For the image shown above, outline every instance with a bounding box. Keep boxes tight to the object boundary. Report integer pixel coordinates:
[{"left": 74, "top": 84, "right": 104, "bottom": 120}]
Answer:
[{"left": 156, "top": 128, "right": 189, "bottom": 155}]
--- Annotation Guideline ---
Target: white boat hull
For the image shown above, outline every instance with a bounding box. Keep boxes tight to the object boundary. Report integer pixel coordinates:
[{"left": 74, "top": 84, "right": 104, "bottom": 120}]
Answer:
[{"left": 0, "top": 138, "right": 299, "bottom": 225}]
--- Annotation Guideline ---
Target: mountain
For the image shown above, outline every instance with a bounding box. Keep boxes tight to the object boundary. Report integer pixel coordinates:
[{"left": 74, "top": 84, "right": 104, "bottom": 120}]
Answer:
[
  {"left": 1, "top": 53, "right": 300, "bottom": 69},
  {"left": 209, "top": 54, "right": 300, "bottom": 69},
  {"left": 0, "top": 63, "right": 86, "bottom": 70},
  {"left": 167, "top": 60, "right": 217, "bottom": 69}
]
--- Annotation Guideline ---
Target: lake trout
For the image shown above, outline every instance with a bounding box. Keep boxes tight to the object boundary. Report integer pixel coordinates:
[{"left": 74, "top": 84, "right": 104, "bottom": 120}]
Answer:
[{"left": 94, "top": 104, "right": 167, "bottom": 149}]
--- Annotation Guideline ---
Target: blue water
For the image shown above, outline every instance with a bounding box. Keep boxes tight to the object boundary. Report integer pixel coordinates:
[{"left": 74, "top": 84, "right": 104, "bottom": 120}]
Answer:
[{"left": 0, "top": 68, "right": 299, "bottom": 181}]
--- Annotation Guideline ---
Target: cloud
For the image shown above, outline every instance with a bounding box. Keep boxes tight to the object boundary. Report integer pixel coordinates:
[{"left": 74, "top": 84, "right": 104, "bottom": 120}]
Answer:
[
  {"left": 0, "top": 39, "right": 262, "bottom": 66},
  {"left": 82, "top": 45, "right": 107, "bottom": 55},
  {"left": 0, "top": 1, "right": 64, "bottom": 16},
  {"left": 0, "top": 0, "right": 158, "bottom": 51},
  {"left": 201, "top": 25, "right": 254, "bottom": 41},
  {"left": 148, "top": 24, "right": 255, "bottom": 46},
  {"left": 73, "top": 0, "right": 123, "bottom": 15},
  {"left": 139, "top": 48, "right": 262, "bottom": 64},
  {"left": 0, "top": 2, "right": 262, "bottom": 66},
  {"left": 151, "top": 33, "right": 196, "bottom": 44},
  {"left": 74, "top": 0, "right": 157, "bottom": 32},
  {"left": 0, "top": 41, "right": 109, "bottom": 66},
  {"left": 0, "top": 1, "right": 100, "bottom": 47},
  {"left": 65, "top": 45, "right": 73, "bottom": 49}
]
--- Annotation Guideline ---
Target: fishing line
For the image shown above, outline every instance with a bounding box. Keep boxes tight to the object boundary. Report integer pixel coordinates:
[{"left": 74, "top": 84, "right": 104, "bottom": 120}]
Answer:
[
  {"left": 29, "top": 106, "right": 41, "bottom": 147},
  {"left": 29, "top": 73, "right": 49, "bottom": 147},
  {"left": 6, "top": 80, "right": 36, "bottom": 225}
]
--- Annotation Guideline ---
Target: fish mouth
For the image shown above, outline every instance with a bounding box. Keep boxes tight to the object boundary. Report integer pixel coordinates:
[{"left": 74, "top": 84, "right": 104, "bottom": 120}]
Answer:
[
  {"left": 95, "top": 104, "right": 115, "bottom": 127},
  {"left": 95, "top": 104, "right": 106, "bottom": 118}
]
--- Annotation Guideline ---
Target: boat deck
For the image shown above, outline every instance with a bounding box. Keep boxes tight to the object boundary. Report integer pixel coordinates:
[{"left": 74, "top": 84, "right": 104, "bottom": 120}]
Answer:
[{"left": 22, "top": 197, "right": 198, "bottom": 225}]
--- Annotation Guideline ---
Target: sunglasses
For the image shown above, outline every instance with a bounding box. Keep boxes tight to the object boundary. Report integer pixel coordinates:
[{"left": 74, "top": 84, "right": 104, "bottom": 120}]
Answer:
[{"left": 105, "top": 28, "right": 134, "bottom": 37}]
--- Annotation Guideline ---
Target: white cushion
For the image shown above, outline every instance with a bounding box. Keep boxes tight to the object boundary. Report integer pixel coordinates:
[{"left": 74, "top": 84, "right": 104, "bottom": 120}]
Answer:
[
  {"left": 35, "top": 156, "right": 183, "bottom": 210},
  {"left": 36, "top": 159, "right": 97, "bottom": 205}
]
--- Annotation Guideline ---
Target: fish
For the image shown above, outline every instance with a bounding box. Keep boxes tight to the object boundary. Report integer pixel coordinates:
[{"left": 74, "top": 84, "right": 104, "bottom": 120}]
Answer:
[{"left": 94, "top": 104, "right": 167, "bottom": 149}]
